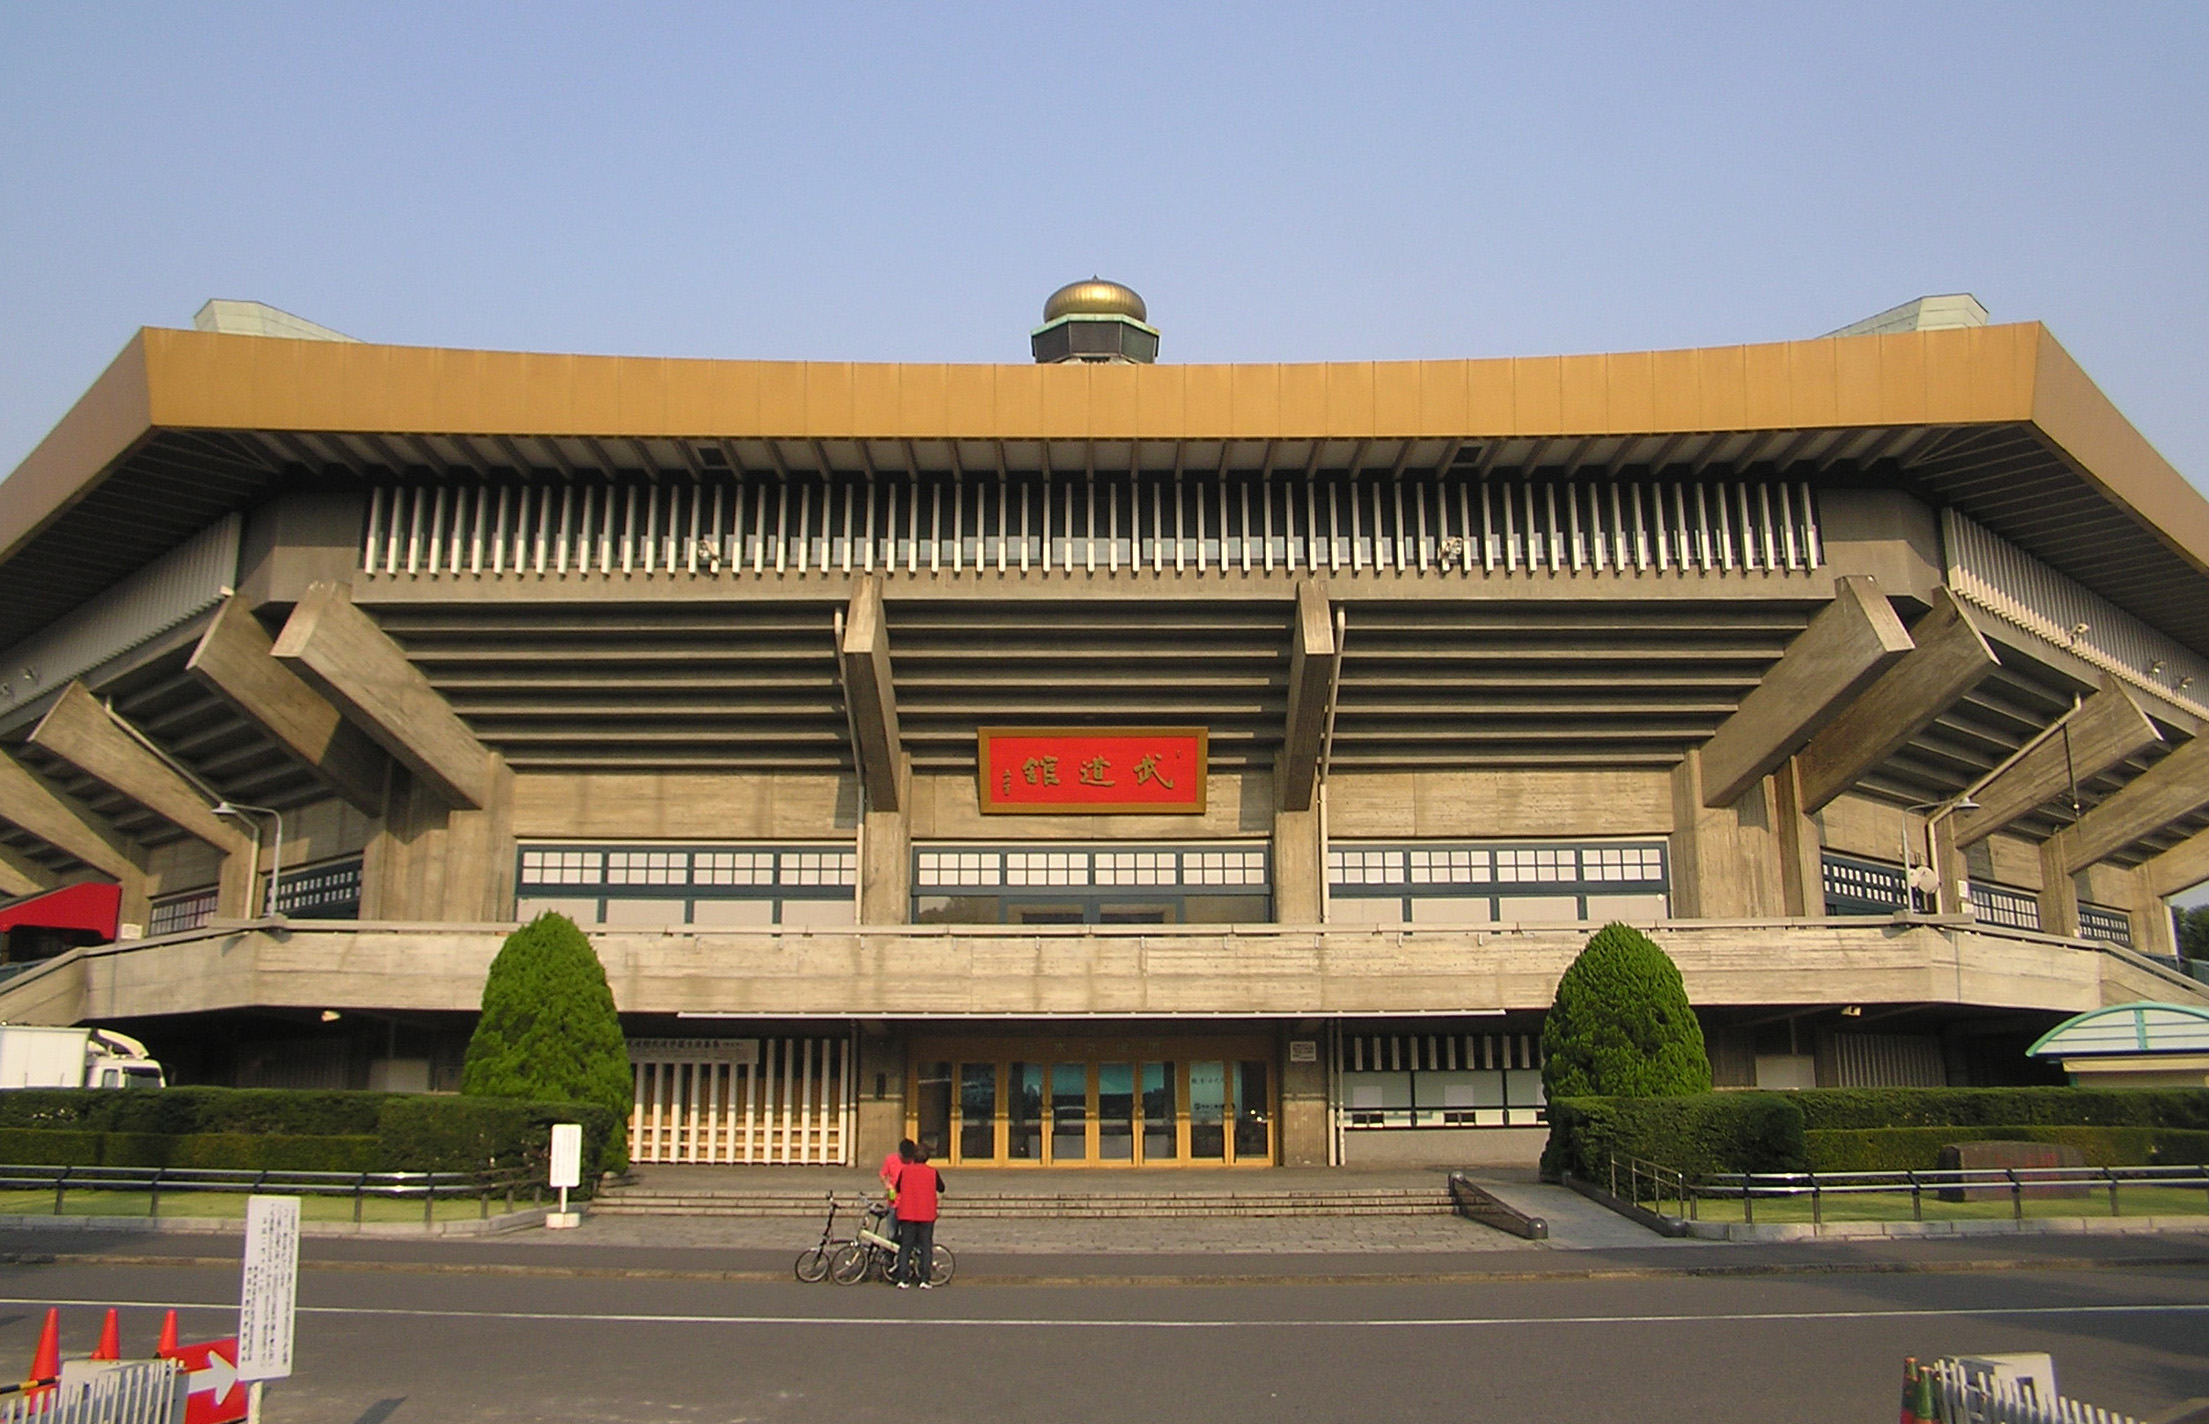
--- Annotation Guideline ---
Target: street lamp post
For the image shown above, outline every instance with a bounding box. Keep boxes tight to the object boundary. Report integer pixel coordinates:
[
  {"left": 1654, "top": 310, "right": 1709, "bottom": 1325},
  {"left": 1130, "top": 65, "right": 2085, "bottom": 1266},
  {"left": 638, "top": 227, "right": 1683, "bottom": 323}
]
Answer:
[
  {"left": 1901, "top": 795, "right": 1979, "bottom": 917},
  {"left": 212, "top": 802, "right": 285, "bottom": 918}
]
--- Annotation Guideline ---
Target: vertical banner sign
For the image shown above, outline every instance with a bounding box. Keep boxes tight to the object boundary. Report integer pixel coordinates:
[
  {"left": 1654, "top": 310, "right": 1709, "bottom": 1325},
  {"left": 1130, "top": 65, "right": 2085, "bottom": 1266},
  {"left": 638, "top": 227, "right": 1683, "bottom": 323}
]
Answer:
[
  {"left": 237, "top": 1195, "right": 300, "bottom": 1383},
  {"left": 978, "top": 727, "right": 1207, "bottom": 814},
  {"left": 549, "top": 1122, "right": 584, "bottom": 1191}
]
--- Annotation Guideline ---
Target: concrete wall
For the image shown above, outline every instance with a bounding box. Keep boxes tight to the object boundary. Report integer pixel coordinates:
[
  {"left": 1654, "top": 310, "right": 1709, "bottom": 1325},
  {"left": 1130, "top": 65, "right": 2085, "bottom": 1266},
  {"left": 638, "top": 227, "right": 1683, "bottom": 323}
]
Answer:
[
  {"left": 1340, "top": 1126, "right": 1548, "bottom": 1169},
  {"left": 23, "top": 918, "right": 2201, "bottom": 1027}
]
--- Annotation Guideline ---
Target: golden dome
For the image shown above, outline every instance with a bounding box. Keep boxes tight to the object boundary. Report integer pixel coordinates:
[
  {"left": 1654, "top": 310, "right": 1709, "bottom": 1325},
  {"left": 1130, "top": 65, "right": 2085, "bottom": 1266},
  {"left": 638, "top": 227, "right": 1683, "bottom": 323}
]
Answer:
[{"left": 1043, "top": 278, "right": 1147, "bottom": 324}]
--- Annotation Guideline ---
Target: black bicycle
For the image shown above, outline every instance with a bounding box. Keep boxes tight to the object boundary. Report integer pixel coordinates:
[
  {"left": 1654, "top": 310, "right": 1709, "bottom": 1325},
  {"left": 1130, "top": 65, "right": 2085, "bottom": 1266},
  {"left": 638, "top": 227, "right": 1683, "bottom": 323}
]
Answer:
[{"left": 794, "top": 1193, "right": 850, "bottom": 1283}]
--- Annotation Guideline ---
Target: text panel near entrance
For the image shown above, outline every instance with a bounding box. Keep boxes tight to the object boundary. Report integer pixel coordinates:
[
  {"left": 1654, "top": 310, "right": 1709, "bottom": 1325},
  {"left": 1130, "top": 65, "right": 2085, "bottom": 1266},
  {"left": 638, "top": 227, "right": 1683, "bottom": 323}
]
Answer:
[{"left": 909, "top": 1033, "right": 1276, "bottom": 1167}]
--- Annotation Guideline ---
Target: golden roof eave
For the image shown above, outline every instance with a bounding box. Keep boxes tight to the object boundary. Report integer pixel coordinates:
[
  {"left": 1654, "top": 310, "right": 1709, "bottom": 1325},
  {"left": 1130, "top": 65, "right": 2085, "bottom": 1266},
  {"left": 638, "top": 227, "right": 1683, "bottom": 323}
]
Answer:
[{"left": 3, "top": 319, "right": 2204, "bottom": 584}]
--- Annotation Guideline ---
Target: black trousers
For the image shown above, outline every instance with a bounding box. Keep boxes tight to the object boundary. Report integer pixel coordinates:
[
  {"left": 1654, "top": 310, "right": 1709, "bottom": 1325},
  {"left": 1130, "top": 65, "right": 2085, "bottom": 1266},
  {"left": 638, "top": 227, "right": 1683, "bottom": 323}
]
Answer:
[{"left": 894, "top": 1218, "right": 934, "bottom": 1283}]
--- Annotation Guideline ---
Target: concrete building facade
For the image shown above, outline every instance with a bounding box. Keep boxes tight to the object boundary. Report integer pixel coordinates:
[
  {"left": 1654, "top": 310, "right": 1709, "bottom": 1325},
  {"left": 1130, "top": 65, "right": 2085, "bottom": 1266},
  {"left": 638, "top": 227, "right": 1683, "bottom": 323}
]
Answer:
[{"left": 1, "top": 287, "right": 2205, "bottom": 1169}]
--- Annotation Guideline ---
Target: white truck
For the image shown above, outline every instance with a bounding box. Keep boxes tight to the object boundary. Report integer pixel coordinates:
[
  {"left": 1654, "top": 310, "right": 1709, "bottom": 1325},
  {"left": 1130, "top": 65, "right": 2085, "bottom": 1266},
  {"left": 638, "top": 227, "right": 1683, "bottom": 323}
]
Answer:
[{"left": 0, "top": 1026, "right": 165, "bottom": 1089}]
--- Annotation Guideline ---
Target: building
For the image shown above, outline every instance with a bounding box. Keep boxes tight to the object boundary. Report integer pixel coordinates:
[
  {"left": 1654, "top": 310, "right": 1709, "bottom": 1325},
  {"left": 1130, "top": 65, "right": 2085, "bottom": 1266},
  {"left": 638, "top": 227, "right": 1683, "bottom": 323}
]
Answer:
[{"left": 0, "top": 283, "right": 2204, "bottom": 1170}]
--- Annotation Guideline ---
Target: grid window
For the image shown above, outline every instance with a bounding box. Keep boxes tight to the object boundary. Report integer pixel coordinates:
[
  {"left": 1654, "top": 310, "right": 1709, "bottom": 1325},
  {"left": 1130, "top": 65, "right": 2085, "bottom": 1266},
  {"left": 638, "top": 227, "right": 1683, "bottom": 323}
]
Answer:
[
  {"left": 274, "top": 859, "right": 362, "bottom": 918},
  {"left": 1007, "top": 851, "right": 1088, "bottom": 887},
  {"left": 694, "top": 852, "right": 776, "bottom": 887},
  {"left": 1408, "top": 849, "right": 1489, "bottom": 885},
  {"left": 2078, "top": 904, "right": 2133, "bottom": 947},
  {"left": 1095, "top": 851, "right": 1174, "bottom": 886},
  {"left": 780, "top": 851, "right": 858, "bottom": 887},
  {"left": 1186, "top": 850, "right": 1268, "bottom": 886},
  {"left": 1582, "top": 846, "right": 1664, "bottom": 883},
  {"left": 608, "top": 851, "right": 687, "bottom": 886},
  {"left": 1328, "top": 849, "right": 1405, "bottom": 886},
  {"left": 1494, "top": 848, "right": 1573, "bottom": 883},
  {"left": 1968, "top": 883, "right": 2041, "bottom": 931},
  {"left": 149, "top": 889, "right": 218, "bottom": 936},
  {"left": 520, "top": 849, "right": 604, "bottom": 886},
  {"left": 917, "top": 851, "right": 1002, "bottom": 888}
]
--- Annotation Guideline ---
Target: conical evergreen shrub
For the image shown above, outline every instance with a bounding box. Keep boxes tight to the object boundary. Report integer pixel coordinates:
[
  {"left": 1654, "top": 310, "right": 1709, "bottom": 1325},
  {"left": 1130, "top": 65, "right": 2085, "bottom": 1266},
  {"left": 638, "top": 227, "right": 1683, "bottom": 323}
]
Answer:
[
  {"left": 1541, "top": 921, "right": 1711, "bottom": 1099},
  {"left": 462, "top": 912, "right": 632, "bottom": 1172}
]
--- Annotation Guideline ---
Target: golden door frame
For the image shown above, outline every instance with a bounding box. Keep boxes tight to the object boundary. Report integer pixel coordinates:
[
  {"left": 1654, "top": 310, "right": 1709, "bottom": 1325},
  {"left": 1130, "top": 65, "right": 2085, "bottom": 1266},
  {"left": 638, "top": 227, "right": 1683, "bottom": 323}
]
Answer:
[{"left": 906, "top": 1032, "right": 1278, "bottom": 1168}]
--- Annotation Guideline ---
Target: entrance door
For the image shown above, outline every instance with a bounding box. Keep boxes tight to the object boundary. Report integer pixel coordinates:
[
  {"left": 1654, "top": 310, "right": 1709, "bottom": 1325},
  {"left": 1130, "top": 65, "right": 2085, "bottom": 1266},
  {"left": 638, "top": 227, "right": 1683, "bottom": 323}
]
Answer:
[{"left": 907, "top": 1033, "right": 1275, "bottom": 1167}]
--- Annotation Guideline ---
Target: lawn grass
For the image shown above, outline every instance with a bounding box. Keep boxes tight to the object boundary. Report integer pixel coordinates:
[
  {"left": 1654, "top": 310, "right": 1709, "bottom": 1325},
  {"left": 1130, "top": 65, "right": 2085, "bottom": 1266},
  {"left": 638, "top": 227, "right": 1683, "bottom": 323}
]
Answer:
[
  {"left": 1644, "top": 1184, "right": 2209, "bottom": 1225},
  {"left": 0, "top": 1188, "right": 540, "bottom": 1225}
]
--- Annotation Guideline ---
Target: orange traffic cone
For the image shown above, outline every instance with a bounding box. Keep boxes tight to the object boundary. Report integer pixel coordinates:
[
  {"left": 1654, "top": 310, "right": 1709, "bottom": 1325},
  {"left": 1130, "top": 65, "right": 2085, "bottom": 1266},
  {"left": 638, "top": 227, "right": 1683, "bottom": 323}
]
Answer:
[
  {"left": 23, "top": 1307, "right": 59, "bottom": 1388},
  {"left": 154, "top": 1310, "right": 178, "bottom": 1359},
  {"left": 91, "top": 1308, "right": 120, "bottom": 1361}
]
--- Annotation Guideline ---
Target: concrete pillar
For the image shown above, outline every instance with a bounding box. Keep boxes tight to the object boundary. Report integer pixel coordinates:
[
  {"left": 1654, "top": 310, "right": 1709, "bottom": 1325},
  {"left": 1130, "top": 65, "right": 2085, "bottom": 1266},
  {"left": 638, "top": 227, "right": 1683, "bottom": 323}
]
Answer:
[
  {"left": 853, "top": 1027, "right": 907, "bottom": 1166},
  {"left": 363, "top": 758, "right": 516, "bottom": 922},
  {"left": 2038, "top": 838, "right": 2082, "bottom": 938},
  {"left": 2128, "top": 867, "right": 2179, "bottom": 957},
  {"left": 1772, "top": 757, "right": 1823, "bottom": 917},
  {"left": 1272, "top": 807, "right": 1324, "bottom": 923},
  {"left": 860, "top": 759, "right": 912, "bottom": 925},
  {"left": 1277, "top": 1024, "right": 1328, "bottom": 1167},
  {"left": 1669, "top": 750, "right": 1786, "bottom": 918}
]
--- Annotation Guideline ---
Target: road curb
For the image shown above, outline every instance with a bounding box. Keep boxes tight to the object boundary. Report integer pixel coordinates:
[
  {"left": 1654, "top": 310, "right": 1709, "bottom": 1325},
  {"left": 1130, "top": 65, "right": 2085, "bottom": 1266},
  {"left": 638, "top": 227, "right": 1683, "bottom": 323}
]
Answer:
[{"left": 5, "top": 1248, "right": 2207, "bottom": 1288}]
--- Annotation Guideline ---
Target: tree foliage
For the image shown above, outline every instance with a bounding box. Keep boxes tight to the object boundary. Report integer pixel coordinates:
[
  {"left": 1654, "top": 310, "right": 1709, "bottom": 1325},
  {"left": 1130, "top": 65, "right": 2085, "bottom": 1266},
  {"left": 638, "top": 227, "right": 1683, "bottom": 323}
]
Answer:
[
  {"left": 462, "top": 912, "right": 631, "bottom": 1172},
  {"left": 2177, "top": 905, "right": 2209, "bottom": 963},
  {"left": 1540, "top": 922, "right": 1711, "bottom": 1099}
]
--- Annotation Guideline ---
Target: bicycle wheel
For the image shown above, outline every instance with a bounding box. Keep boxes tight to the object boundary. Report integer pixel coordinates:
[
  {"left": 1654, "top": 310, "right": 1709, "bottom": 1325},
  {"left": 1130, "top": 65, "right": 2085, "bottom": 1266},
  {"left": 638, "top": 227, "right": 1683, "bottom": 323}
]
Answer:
[
  {"left": 829, "top": 1242, "right": 871, "bottom": 1285},
  {"left": 794, "top": 1244, "right": 833, "bottom": 1283},
  {"left": 928, "top": 1244, "right": 955, "bottom": 1287}
]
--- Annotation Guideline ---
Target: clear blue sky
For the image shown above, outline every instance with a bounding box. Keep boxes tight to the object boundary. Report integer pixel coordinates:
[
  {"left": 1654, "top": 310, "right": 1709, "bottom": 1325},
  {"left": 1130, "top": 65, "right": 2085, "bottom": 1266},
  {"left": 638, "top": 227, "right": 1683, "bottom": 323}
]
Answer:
[{"left": 4, "top": 4, "right": 2206, "bottom": 486}]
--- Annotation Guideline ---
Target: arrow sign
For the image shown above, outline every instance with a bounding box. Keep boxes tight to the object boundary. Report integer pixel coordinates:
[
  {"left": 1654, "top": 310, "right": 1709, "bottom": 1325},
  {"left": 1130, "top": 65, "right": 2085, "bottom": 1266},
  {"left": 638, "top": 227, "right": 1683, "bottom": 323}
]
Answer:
[{"left": 171, "top": 1339, "right": 247, "bottom": 1424}]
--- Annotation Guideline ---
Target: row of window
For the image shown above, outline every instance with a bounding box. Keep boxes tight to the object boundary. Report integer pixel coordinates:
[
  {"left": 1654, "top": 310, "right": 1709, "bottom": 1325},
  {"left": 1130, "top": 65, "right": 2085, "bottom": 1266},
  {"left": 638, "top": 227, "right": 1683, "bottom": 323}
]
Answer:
[
  {"left": 1329, "top": 843, "right": 1666, "bottom": 888},
  {"left": 1339, "top": 1032, "right": 1548, "bottom": 1129},
  {"left": 1820, "top": 853, "right": 2134, "bottom": 947},
  {"left": 916, "top": 846, "right": 1269, "bottom": 890},
  {"left": 147, "top": 858, "right": 364, "bottom": 936}
]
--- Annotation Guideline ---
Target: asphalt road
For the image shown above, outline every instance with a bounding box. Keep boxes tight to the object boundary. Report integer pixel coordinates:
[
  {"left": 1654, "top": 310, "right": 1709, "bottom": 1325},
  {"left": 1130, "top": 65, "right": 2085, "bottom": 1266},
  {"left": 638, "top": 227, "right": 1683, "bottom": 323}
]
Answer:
[{"left": 0, "top": 1253, "right": 2202, "bottom": 1424}]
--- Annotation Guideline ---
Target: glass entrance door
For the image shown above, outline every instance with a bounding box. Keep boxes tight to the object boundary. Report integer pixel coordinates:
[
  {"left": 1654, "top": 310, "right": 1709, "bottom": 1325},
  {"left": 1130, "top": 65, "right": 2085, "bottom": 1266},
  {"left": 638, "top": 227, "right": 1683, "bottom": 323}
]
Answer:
[{"left": 908, "top": 1034, "right": 1275, "bottom": 1167}]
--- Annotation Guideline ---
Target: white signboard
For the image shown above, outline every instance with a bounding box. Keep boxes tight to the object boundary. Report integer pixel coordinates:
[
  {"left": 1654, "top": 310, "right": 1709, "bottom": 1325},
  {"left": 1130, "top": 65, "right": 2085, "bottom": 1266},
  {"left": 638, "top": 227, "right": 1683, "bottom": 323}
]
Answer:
[
  {"left": 549, "top": 1122, "right": 584, "bottom": 1191},
  {"left": 237, "top": 1195, "right": 300, "bottom": 1382}
]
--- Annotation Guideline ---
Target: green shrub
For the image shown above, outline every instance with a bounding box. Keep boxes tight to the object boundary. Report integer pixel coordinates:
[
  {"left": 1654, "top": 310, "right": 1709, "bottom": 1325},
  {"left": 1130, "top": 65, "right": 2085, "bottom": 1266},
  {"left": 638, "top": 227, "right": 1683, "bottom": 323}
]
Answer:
[
  {"left": 0, "top": 1128, "right": 380, "bottom": 1172},
  {"left": 1794, "top": 1087, "right": 2209, "bottom": 1132},
  {"left": 1542, "top": 1092, "right": 1807, "bottom": 1180},
  {"left": 1807, "top": 1126, "right": 2209, "bottom": 1172},
  {"left": 374, "top": 1096, "right": 621, "bottom": 1193},
  {"left": 0, "top": 1088, "right": 387, "bottom": 1137},
  {"left": 0, "top": 1129, "right": 107, "bottom": 1166},
  {"left": 1541, "top": 923, "right": 1711, "bottom": 1099},
  {"left": 462, "top": 913, "right": 632, "bottom": 1173},
  {"left": 0, "top": 1091, "right": 619, "bottom": 1184}
]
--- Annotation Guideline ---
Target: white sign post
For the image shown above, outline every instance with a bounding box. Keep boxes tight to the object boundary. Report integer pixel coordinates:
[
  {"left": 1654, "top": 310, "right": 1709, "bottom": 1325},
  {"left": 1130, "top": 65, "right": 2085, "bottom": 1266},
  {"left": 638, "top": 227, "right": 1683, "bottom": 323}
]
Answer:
[
  {"left": 238, "top": 1194, "right": 301, "bottom": 1422},
  {"left": 546, "top": 1122, "right": 583, "bottom": 1229}
]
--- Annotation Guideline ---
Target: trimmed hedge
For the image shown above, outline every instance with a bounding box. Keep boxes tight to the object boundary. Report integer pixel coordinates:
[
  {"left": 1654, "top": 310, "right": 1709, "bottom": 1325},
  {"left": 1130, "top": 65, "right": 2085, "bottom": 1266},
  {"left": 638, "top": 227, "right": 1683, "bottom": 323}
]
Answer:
[
  {"left": 1541, "top": 1093, "right": 1807, "bottom": 1181},
  {"left": 0, "top": 1090, "right": 622, "bottom": 1188},
  {"left": 0, "top": 1088, "right": 385, "bottom": 1136},
  {"left": 1794, "top": 1088, "right": 2209, "bottom": 1132},
  {"left": 1807, "top": 1126, "right": 2209, "bottom": 1172},
  {"left": 1545, "top": 1087, "right": 2209, "bottom": 1179},
  {"left": 0, "top": 1129, "right": 380, "bottom": 1172}
]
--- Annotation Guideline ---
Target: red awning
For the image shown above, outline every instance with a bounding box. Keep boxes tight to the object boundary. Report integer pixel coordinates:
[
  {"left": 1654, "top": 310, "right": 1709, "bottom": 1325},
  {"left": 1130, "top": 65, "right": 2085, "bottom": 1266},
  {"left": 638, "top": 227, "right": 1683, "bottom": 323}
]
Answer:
[{"left": 0, "top": 882, "right": 120, "bottom": 940}]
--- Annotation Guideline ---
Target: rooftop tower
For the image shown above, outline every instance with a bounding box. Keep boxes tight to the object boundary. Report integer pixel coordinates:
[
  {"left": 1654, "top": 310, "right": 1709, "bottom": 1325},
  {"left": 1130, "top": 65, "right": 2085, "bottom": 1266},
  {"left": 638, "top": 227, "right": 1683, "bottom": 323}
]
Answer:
[{"left": 1030, "top": 278, "right": 1159, "bottom": 364}]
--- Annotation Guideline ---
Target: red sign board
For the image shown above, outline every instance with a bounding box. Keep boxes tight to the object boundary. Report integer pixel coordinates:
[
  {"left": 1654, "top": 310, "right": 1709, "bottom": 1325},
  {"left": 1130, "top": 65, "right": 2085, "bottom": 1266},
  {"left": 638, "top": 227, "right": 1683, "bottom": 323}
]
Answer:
[
  {"left": 171, "top": 1338, "right": 248, "bottom": 1424},
  {"left": 978, "top": 727, "right": 1207, "bottom": 814}
]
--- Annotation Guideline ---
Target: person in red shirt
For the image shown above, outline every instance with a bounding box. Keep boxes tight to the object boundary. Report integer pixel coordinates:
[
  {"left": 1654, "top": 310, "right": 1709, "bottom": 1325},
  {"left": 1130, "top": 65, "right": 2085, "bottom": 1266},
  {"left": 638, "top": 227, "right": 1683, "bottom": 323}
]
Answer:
[
  {"left": 891, "top": 1147, "right": 945, "bottom": 1289},
  {"left": 879, "top": 1139, "right": 916, "bottom": 1259}
]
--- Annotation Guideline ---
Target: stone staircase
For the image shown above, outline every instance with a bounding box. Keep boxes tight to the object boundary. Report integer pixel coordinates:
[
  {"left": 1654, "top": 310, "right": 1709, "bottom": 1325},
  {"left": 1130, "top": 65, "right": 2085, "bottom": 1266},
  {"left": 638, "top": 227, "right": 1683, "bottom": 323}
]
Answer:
[{"left": 592, "top": 1177, "right": 1457, "bottom": 1220}]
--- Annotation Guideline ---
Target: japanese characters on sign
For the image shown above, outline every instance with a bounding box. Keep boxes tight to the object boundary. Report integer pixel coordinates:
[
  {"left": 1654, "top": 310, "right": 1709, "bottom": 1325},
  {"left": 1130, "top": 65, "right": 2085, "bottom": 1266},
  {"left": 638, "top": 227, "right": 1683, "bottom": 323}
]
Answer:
[
  {"left": 978, "top": 728, "right": 1207, "bottom": 815},
  {"left": 237, "top": 1194, "right": 299, "bottom": 1383}
]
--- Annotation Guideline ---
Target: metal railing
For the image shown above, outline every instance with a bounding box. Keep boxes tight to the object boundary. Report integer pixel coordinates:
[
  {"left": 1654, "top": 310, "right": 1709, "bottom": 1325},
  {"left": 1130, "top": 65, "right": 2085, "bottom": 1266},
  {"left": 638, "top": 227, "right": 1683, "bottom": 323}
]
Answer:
[
  {"left": 0, "top": 1165, "right": 545, "bottom": 1228},
  {"left": 1700, "top": 1164, "right": 2209, "bottom": 1225},
  {"left": 1925, "top": 1356, "right": 2139, "bottom": 1424},
  {"left": 1606, "top": 1153, "right": 1694, "bottom": 1220},
  {"left": 0, "top": 1359, "right": 182, "bottom": 1424}
]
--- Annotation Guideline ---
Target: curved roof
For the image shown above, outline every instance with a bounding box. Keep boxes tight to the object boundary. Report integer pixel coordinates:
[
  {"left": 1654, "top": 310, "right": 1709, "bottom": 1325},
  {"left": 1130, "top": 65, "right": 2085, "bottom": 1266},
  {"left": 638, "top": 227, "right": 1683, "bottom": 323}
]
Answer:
[
  {"left": 4, "top": 322, "right": 2209, "bottom": 653},
  {"left": 2029, "top": 1000, "right": 2209, "bottom": 1057}
]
